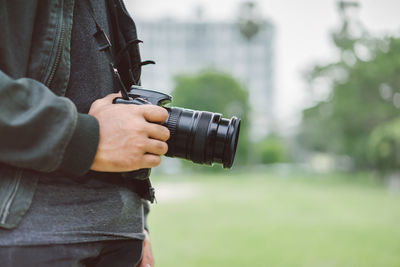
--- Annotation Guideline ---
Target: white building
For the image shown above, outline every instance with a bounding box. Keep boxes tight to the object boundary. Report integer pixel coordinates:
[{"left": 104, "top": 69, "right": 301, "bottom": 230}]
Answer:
[{"left": 136, "top": 18, "right": 275, "bottom": 139}]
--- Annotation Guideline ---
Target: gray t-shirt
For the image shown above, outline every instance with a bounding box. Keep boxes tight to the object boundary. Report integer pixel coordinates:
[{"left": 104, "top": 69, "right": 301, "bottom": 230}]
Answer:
[{"left": 0, "top": 0, "right": 147, "bottom": 245}]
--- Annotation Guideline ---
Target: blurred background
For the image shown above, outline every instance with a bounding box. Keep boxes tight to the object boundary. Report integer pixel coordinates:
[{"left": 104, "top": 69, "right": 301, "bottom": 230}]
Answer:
[{"left": 127, "top": 0, "right": 400, "bottom": 266}]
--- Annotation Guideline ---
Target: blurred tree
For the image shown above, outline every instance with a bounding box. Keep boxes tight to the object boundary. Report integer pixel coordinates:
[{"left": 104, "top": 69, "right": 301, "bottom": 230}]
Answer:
[
  {"left": 256, "top": 135, "right": 289, "bottom": 165},
  {"left": 171, "top": 70, "right": 250, "bottom": 169},
  {"left": 368, "top": 119, "right": 400, "bottom": 176},
  {"left": 237, "top": 2, "right": 262, "bottom": 41},
  {"left": 333, "top": 0, "right": 364, "bottom": 53},
  {"left": 236, "top": 1, "right": 265, "bottom": 89},
  {"left": 299, "top": 1, "right": 400, "bottom": 170}
]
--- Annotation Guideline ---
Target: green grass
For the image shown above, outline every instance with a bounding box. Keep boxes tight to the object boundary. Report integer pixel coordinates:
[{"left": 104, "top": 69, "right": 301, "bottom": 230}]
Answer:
[{"left": 148, "top": 171, "right": 400, "bottom": 267}]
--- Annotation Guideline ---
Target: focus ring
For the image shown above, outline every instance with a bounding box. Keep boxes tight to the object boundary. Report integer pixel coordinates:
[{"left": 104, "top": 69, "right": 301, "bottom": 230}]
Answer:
[{"left": 164, "top": 108, "right": 181, "bottom": 140}]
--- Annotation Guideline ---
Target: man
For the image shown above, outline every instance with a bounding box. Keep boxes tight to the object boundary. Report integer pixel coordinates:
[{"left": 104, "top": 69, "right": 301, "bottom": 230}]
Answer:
[{"left": 0, "top": 0, "right": 168, "bottom": 266}]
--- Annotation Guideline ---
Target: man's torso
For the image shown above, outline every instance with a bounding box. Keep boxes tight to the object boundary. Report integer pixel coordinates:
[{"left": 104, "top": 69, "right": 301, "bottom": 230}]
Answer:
[{"left": 0, "top": 0, "right": 146, "bottom": 245}]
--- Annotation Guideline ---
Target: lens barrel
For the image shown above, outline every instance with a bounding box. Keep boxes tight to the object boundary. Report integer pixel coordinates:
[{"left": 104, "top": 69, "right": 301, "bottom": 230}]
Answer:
[{"left": 163, "top": 107, "right": 241, "bottom": 168}]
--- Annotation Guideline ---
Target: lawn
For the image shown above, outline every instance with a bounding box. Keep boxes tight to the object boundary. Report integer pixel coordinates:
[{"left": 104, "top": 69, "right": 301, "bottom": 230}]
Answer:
[{"left": 148, "top": 170, "right": 400, "bottom": 267}]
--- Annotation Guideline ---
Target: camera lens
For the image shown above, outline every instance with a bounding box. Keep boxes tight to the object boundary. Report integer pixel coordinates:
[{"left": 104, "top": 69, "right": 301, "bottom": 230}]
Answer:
[{"left": 163, "top": 107, "right": 241, "bottom": 168}]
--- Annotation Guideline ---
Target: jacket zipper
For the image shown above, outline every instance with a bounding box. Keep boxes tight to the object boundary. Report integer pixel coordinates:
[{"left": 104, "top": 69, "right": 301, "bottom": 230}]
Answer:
[
  {"left": 0, "top": 2, "right": 65, "bottom": 226},
  {"left": 0, "top": 171, "right": 22, "bottom": 224},
  {"left": 45, "top": 1, "right": 65, "bottom": 87}
]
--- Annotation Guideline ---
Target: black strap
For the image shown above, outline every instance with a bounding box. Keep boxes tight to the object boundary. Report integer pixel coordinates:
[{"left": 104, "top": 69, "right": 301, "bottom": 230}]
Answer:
[
  {"left": 141, "top": 60, "right": 156, "bottom": 66},
  {"left": 85, "top": 0, "right": 156, "bottom": 203},
  {"left": 122, "top": 169, "right": 156, "bottom": 204},
  {"left": 113, "top": 39, "right": 143, "bottom": 68},
  {"left": 86, "top": 0, "right": 131, "bottom": 100}
]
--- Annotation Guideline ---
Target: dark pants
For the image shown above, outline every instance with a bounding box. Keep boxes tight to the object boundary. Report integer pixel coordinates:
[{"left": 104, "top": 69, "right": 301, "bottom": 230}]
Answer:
[{"left": 0, "top": 239, "right": 143, "bottom": 267}]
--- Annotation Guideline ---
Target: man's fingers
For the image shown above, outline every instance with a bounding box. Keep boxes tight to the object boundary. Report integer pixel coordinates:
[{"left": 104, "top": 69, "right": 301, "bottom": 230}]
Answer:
[
  {"left": 139, "top": 230, "right": 154, "bottom": 267},
  {"left": 145, "top": 139, "right": 168, "bottom": 155},
  {"left": 110, "top": 97, "right": 168, "bottom": 123},
  {"left": 141, "top": 105, "right": 169, "bottom": 123},
  {"left": 147, "top": 124, "right": 170, "bottom": 141},
  {"left": 141, "top": 154, "right": 162, "bottom": 168}
]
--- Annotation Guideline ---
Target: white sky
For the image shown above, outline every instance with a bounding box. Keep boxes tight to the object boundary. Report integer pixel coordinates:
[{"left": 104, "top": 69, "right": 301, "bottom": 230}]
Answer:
[{"left": 126, "top": 0, "right": 400, "bottom": 129}]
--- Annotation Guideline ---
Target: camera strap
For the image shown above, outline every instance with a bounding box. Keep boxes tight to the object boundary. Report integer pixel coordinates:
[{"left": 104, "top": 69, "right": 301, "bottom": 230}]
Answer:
[
  {"left": 85, "top": 0, "right": 156, "bottom": 203},
  {"left": 85, "top": 0, "right": 131, "bottom": 100}
]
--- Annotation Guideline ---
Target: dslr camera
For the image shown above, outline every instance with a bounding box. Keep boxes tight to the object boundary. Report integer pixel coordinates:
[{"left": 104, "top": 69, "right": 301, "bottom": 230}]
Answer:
[{"left": 114, "top": 86, "right": 241, "bottom": 168}]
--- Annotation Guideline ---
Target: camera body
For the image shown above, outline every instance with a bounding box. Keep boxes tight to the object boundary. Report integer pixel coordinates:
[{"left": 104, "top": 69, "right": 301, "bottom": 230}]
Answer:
[
  {"left": 113, "top": 86, "right": 172, "bottom": 106},
  {"left": 114, "top": 86, "right": 241, "bottom": 169}
]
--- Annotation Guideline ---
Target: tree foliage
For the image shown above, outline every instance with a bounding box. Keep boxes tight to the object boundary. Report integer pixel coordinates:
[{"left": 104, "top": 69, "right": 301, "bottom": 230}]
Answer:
[
  {"left": 299, "top": 5, "right": 400, "bottom": 171},
  {"left": 300, "top": 36, "right": 400, "bottom": 168}
]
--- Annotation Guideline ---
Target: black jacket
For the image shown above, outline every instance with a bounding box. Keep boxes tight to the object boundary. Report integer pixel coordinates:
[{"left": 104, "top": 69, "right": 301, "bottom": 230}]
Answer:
[{"left": 0, "top": 0, "right": 144, "bottom": 229}]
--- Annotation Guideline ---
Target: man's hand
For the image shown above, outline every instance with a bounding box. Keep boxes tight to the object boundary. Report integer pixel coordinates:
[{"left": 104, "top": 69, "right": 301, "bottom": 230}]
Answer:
[
  {"left": 138, "top": 230, "right": 154, "bottom": 267},
  {"left": 88, "top": 93, "right": 170, "bottom": 172}
]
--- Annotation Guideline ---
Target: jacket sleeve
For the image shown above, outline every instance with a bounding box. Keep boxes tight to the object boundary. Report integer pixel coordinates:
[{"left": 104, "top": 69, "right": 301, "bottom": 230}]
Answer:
[{"left": 0, "top": 71, "right": 99, "bottom": 176}]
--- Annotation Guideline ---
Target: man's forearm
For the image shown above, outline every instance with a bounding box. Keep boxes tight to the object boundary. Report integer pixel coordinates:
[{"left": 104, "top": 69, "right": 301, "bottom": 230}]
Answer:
[{"left": 0, "top": 71, "right": 99, "bottom": 176}]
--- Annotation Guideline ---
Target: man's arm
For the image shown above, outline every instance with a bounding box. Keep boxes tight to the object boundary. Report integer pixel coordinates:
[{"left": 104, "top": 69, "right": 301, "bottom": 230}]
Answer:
[
  {"left": 0, "top": 71, "right": 170, "bottom": 176},
  {"left": 0, "top": 71, "right": 98, "bottom": 176}
]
